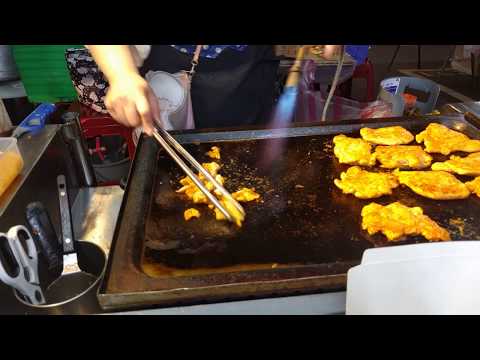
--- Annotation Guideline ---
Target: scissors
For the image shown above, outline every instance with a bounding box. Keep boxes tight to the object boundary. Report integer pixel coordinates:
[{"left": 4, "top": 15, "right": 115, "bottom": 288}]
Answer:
[{"left": 0, "top": 226, "right": 45, "bottom": 305}]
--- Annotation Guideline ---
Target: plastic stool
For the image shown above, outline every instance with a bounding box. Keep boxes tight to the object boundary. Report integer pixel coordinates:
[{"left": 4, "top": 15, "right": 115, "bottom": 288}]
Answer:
[{"left": 379, "top": 76, "right": 440, "bottom": 115}]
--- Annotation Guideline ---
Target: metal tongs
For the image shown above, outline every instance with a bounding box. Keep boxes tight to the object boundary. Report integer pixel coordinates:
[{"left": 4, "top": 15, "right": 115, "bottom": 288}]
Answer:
[{"left": 151, "top": 124, "right": 245, "bottom": 224}]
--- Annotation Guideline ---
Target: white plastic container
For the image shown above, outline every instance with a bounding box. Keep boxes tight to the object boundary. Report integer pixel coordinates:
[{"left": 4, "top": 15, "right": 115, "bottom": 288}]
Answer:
[
  {"left": 346, "top": 242, "right": 480, "bottom": 315},
  {"left": 0, "top": 137, "right": 24, "bottom": 197}
]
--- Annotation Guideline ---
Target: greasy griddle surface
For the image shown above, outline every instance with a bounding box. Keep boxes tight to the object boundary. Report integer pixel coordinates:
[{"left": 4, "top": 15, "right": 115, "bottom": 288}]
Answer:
[{"left": 142, "top": 121, "right": 480, "bottom": 277}]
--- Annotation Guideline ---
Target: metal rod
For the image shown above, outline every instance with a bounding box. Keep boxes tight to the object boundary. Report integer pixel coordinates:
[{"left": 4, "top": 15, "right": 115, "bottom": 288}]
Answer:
[
  {"left": 321, "top": 45, "right": 345, "bottom": 122},
  {"left": 152, "top": 127, "right": 243, "bottom": 223}
]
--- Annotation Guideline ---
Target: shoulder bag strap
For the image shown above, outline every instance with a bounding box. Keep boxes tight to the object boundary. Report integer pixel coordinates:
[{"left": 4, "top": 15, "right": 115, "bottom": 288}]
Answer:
[{"left": 188, "top": 45, "right": 203, "bottom": 79}]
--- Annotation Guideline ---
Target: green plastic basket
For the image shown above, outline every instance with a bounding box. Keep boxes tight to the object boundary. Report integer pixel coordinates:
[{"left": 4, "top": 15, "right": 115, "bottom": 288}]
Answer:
[{"left": 12, "top": 45, "right": 84, "bottom": 103}]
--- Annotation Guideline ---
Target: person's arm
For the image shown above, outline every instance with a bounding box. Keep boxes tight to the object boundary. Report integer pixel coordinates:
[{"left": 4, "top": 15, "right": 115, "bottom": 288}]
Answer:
[{"left": 86, "top": 45, "right": 159, "bottom": 135}]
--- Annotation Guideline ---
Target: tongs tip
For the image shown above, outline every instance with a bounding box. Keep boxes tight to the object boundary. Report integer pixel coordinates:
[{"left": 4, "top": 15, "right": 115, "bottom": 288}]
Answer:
[{"left": 152, "top": 125, "right": 246, "bottom": 226}]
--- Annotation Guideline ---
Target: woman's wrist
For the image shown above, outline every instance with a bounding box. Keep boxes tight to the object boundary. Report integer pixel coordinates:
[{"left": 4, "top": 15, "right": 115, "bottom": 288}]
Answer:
[{"left": 108, "top": 69, "right": 142, "bottom": 86}]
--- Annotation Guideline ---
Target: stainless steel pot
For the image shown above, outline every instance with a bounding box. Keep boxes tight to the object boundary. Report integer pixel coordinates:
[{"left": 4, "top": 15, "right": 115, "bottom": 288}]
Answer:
[{"left": 0, "top": 45, "right": 19, "bottom": 82}]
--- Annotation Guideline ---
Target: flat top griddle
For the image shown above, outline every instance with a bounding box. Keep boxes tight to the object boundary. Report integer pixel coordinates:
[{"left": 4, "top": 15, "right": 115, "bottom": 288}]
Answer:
[{"left": 98, "top": 116, "right": 480, "bottom": 311}]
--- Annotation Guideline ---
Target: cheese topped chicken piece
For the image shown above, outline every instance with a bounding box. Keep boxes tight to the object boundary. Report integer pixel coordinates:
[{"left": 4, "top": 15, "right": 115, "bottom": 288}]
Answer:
[
  {"left": 374, "top": 145, "right": 432, "bottom": 169},
  {"left": 333, "top": 134, "right": 376, "bottom": 166},
  {"left": 394, "top": 169, "right": 470, "bottom": 200},
  {"left": 334, "top": 166, "right": 399, "bottom": 199},
  {"left": 360, "top": 126, "right": 414, "bottom": 145},
  {"left": 431, "top": 152, "right": 480, "bottom": 176},
  {"left": 416, "top": 123, "right": 480, "bottom": 155},
  {"left": 361, "top": 202, "right": 450, "bottom": 242}
]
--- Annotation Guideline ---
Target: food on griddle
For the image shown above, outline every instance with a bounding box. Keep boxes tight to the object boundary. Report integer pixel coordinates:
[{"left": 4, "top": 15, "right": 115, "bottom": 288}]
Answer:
[
  {"left": 184, "top": 208, "right": 200, "bottom": 221},
  {"left": 416, "top": 123, "right": 480, "bottom": 155},
  {"left": 205, "top": 175, "right": 225, "bottom": 196},
  {"left": 465, "top": 176, "right": 480, "bottom": 198},
  {"left": 206, "top": 146, "right": 221, "bottom": 160},
  {"left": 333, "top": 134, "right": 376, "bottom": 166},
  {"left": 199, "top": 161, "right": 221, "bottom": 178},
  {"left": 394, "top": 169, "right": 470, "bottom": 200},
  {"left": 176, "top": 162, "right": 224, "bottom": 204},
  {"left": 176, "top": 154, "right": 258, "bottom": 227},
  {"left": 360, "top": 126, "right": 414, "bottom": 145},
  {"left": 232, "top": 188, "right": 260, "bottom": 202},
  {"left": 431, "top": 152, "right": 480, "bottom": 176},
  {"left": 334, "top": 166, "right": 399, "bottom": 199},
  {"left": 374, "top": 145, "right": 432, "bottom": 169},
  {"left": 213, "top": 198, "right": 245, "bottom": 227},
  {"left": 361, "top": 202, "right": 450, "bottom": 242}
]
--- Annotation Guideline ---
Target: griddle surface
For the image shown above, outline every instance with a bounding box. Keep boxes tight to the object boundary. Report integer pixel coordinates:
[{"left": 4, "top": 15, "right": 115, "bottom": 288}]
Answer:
[{"left": 142, "top": 120, "right": 480, "bottom": 277}]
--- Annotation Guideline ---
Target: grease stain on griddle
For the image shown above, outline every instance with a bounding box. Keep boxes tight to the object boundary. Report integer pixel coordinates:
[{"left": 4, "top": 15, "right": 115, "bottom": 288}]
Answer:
[{"left": 449, "top": 217, "right": 466, "bottom": 236}]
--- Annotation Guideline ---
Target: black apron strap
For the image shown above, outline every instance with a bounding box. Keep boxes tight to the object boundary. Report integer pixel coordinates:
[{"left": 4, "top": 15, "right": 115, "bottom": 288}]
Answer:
[{"left": 140, "top": 45, "right": 279, "bottom": 129}]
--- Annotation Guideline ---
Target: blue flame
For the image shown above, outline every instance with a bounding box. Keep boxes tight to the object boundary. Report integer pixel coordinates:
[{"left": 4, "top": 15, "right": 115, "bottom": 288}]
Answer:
[{"left": 271, "top": 86, "right": 299, "bottom": 126}]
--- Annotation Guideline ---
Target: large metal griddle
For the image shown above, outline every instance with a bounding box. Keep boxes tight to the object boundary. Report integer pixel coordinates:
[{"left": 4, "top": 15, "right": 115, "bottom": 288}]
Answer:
[{"left": 98, "top": 115, "right": 480, "bottom": 311}]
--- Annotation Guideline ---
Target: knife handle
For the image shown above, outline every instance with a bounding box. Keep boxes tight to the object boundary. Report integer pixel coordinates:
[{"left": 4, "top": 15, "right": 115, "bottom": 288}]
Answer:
[
  {"left": 57, "top": 175, "right": 75, "bottom": 254},
  {"left": 25, "top": 202, "right": 62, "bottom": 276}
]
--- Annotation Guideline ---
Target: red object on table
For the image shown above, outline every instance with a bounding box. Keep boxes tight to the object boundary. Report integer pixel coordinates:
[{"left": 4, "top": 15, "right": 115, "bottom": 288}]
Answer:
[
  {"left": 352, "top": 58, "right": 375, "bottom": 102},
  {"left": 335, "top": 58, "right": 375, "bottom": 103},
  {"left": 401, "top": 93, "right": 417, "bottom": 110},
  {"left": 77, "top": 104, "right": 136, "bottom": 161}
]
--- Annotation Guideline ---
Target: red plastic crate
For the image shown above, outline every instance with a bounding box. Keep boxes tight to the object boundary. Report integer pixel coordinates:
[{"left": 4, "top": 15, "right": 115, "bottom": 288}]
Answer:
[{"left": 78, "top": 104, "right": 136, "bottom": 161}]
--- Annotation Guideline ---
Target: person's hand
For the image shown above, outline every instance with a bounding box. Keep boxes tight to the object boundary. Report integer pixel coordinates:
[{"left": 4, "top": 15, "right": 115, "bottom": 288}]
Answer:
[
  {"left": 105, "top": 71, "right": 160, "bottom": 136},
  {"left": 323, "top": 45, "right": 341, "bottom": 60}
]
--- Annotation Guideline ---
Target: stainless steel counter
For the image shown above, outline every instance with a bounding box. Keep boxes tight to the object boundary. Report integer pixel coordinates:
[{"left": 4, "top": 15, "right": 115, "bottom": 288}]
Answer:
[
  {"left": 114, "top": 292, "right": 346, "bottom": 315},
  {"left": 0, "top": 80, "right": 26, "bottom": 100},
  {"left": 0, "top": 125, "right": 58, "bottom": 216}
]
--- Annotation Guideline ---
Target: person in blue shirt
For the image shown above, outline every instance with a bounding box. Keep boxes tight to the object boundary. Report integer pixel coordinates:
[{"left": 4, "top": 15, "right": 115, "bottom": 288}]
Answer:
[{"left": 87, "top": 45, "right": 340, "bottom": 134}]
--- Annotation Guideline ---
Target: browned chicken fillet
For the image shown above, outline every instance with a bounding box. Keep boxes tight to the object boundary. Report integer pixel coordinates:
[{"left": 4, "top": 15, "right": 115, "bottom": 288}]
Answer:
[
  {"left": 360, "top": 126, "right": 414, "bottom": 145},
  {"left": 416, "top": 123, "right": 480, "bottom": 155},
  {"left": 466, "top": 176, "right": 480, "bottom": 197},
  {"left": 374, "top": 145, "right": 433, "bottom": 169},
  {"left": 394, "top": 169, "right": 470, "bottom": 200},
  {"left": 361, "top": 202, "right": 450, "bottom": 242},
  {"left": 333, "top": 134, "right": 376, "bottom": 166},
  {"left": 431, "top": 152, "right": 480, "bottom": 176},
  {"left": 334, "top": 166, "right": 399, "bottom": 199}
]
